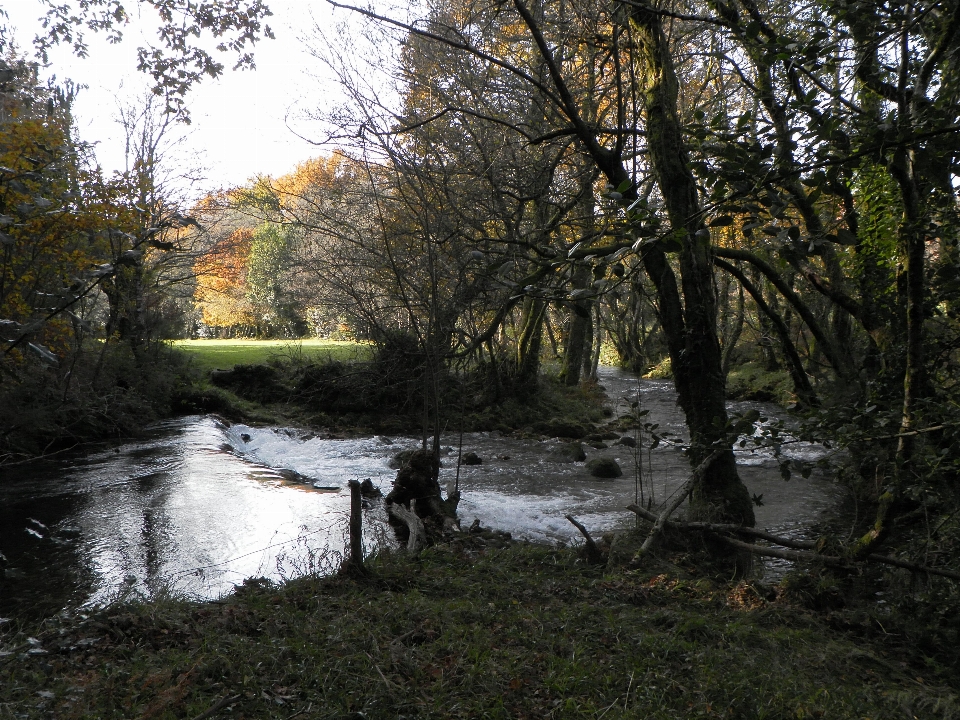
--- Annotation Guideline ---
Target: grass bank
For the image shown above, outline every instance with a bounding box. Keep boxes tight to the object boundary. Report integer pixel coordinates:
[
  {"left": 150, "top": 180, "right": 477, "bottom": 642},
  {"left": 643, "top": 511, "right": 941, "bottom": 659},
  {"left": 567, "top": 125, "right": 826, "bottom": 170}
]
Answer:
[
  {"left": 3, "top": 541, "right": 958, "bottom": 719},
  {"left": 171, "top": 339, "right": 371, "bottom": 374},
  {"left": 174, "top": 338, "right": 614, "bottom": 438}
]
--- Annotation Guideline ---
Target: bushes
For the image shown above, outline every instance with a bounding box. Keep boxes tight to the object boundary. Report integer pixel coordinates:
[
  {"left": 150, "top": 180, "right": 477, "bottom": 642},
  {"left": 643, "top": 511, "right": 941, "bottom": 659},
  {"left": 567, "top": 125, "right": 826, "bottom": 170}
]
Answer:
[
  {"left": 0, "top": 341, "right": 195, "bottom": 462},
  {"left": 725, "top": 362, "right": 794, "bottom": 404}
]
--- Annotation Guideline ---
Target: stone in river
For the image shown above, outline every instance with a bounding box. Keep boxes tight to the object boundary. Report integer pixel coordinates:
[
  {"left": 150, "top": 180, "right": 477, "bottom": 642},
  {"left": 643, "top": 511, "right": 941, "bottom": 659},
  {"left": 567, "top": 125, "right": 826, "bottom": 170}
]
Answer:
[{"left": 586, "top": 458, "right": 623, "bottom": 478}]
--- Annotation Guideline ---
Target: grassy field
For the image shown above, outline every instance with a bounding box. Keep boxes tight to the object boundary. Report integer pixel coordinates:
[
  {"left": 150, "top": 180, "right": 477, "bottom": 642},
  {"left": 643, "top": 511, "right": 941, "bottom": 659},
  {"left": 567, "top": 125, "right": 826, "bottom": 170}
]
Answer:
[
  {"left": 170, "top": 339, "right": 371, "bottom": 374},
  {"left": 3, "top": 541, "right": 958, "bottom": 719}
]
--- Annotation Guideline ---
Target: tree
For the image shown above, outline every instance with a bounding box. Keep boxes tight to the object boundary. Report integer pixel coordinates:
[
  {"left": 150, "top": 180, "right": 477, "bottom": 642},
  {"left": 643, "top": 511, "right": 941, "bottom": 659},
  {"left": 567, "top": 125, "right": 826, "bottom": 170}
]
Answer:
[
  {"left": 193, "top": 227, "right": 255, "bottom": 334},
  {"left": 0, "top": 49, "right": 106, "bottom": 371},
  {"left": 325, "top": 0, "right": 756, "bottom": 526},
  {"left": 97, "top": 91, "right": 206, "bottom": 354},
  {"left": 0, "top": 47, "right": 200, "bottom": 462},
  {"left": 246, "top": 222, "right": 305, "bottom": 337}
]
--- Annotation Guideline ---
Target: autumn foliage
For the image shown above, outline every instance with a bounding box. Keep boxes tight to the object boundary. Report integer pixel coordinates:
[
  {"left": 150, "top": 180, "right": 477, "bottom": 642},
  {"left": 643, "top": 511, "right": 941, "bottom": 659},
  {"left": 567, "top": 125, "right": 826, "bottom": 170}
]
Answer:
[{"left": 193, "top": 227, "right": 255, "bottom": 331}]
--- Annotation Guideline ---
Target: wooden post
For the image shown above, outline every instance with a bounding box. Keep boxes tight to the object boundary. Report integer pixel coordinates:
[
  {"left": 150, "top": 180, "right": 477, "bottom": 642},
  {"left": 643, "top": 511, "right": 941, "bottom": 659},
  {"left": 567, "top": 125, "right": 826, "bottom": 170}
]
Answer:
[{"left": 348, "top": 479, "right": 364, "bottom": 571}]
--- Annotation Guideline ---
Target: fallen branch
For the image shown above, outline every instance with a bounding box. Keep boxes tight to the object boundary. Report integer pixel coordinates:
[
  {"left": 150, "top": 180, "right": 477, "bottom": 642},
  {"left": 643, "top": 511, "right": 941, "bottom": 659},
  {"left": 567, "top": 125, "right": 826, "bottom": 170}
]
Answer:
[
  {"left": 627, "top": 504, "right": 960, "bottom": 581},
  {"left": 387, "top": 501, "right": 427, "bottom": 553},
  {"left": 565, "top": 515, "right": 604, "bottom": 564},
  {"left": 713, "top": 535, "right": 848, "bottom": 568},
  {"left": 191, "top": 694, "right": 242, "bottom": 720},
  {"left": 636, "top": 449, "right": 724, "bottom": 558},
  {"left": 628, "top": 504, "right": 815, "bottom": 551}
]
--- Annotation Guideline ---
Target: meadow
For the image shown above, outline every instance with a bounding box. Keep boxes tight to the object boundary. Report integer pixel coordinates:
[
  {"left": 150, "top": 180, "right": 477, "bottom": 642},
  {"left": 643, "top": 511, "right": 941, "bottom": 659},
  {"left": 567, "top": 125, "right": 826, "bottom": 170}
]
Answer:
[{"left": 171, "top": 338, "right": 372, "bottom": 373}]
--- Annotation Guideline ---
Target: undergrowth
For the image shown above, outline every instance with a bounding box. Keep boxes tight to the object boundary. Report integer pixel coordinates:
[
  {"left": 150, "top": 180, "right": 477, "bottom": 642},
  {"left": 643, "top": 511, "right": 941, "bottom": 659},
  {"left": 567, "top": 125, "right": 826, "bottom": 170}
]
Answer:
[
  {"left": 2, "top": 543, "right": 958, "bottom": 719},
  {"left": 725, "top": 363, "right": 794, "bottom": 405}
]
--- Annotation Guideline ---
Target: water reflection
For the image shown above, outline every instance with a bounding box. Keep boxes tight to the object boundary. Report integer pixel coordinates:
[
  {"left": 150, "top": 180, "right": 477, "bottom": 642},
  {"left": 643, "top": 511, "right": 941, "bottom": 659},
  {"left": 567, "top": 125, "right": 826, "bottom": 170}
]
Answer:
[{"left": 0, "top": 368, "right": 840, "bottom": 619}]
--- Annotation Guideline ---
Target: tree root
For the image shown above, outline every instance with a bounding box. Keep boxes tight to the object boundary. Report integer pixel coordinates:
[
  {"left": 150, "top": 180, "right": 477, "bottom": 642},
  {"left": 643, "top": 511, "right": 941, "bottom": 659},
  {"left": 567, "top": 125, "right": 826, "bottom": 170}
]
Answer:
[{"left": 387, "top": 501, "right": 428, "bottom": 554}]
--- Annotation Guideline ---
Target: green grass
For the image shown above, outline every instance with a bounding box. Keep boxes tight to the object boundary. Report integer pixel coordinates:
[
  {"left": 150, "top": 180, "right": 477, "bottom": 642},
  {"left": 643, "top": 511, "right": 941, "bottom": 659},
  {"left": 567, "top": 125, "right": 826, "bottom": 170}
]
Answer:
[
  {"left": 170, "top": 339, "right": 372, "bottom": 374},
  {"left": 3, "top": 542, "right": 958, "bottom": 719}
]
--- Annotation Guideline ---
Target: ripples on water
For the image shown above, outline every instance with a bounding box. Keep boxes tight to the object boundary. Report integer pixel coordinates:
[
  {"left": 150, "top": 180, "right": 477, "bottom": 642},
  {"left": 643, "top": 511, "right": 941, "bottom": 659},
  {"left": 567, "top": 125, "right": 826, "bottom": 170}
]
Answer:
[{"left": 0, "top": 368, "right": 840, "bottom": 618}]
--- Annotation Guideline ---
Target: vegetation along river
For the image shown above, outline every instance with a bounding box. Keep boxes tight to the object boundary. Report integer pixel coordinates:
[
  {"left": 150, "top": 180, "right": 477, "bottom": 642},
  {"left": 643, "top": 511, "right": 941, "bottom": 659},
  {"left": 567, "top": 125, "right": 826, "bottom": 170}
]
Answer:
[{"left": 0, "top": 368, "right": 839, "bottom": 620}]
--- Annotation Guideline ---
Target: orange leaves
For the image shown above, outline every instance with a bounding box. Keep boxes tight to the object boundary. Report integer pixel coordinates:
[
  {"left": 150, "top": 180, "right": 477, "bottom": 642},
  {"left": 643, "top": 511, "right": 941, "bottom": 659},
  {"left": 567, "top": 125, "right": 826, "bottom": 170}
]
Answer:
[
  {"left": 193, "top": 228, "right": 256, "bottom": 329},
  {"left": 269, "top": 153, "right": 357, "bottom": 209}
]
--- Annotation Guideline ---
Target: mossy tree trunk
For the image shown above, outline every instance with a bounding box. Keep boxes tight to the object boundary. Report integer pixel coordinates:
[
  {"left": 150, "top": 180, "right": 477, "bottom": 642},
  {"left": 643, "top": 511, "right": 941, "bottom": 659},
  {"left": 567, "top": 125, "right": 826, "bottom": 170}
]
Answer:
[
  {"left": 511, "top": 0, "right": 754, "bottom": 525},
  {"left": 516, "top": 296, "right": 546, "bottom": 384},
  {"left": 630, "top": 6, "right": 754, "bottom": 526}
]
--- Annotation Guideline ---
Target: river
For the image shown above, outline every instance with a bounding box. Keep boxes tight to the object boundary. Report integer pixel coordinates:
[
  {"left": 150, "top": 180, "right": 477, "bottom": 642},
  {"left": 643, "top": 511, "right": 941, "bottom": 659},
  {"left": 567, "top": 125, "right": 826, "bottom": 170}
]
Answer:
[{"left": 0, "top": 368, "right": 840, "bottom": 619}]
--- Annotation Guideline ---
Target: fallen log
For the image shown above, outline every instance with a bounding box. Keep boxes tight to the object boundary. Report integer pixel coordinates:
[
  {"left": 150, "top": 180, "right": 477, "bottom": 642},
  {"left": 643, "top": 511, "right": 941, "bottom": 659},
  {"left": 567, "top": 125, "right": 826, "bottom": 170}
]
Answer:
[{"left": 627, "top": 504, "right": 960, "bottom": 581}]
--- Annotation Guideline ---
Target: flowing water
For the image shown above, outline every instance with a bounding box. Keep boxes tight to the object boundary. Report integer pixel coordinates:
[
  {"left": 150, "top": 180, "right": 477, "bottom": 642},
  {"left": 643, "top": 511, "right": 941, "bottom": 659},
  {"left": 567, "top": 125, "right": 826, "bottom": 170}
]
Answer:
[{"left": 0, "top": 368, "right": 841, "bottom": 619}]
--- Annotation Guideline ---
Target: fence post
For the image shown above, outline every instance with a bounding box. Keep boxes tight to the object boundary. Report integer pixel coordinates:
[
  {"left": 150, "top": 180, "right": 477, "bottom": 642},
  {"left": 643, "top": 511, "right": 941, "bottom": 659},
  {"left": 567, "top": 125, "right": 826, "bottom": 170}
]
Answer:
[{"left": 347, "top": 479, "right": 364, "bottom": 572}]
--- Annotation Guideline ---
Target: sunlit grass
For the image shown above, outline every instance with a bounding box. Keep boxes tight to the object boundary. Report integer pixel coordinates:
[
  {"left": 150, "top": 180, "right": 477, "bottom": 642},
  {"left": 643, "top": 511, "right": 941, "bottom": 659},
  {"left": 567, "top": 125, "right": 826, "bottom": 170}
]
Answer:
[{"left": 170, "top": 338, "right": 372, "bottom": 373}]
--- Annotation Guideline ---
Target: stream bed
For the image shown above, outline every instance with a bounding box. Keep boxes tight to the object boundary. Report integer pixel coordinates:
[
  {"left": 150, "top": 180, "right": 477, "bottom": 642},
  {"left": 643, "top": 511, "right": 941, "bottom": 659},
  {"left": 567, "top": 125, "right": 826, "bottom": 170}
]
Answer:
[{"left": 0, "top": 368, "right": 841, "bottom": 619}]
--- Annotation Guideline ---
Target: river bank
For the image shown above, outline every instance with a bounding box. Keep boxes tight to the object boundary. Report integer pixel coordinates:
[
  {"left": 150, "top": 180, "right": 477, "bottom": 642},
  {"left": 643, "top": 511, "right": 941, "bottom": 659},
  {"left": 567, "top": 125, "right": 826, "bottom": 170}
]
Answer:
[
  {"left": 0, "top": 368, "right": 838, "bottom": 620},
  {"left": 3, "top": 355, "right": 958, "bottom": 716},
  {"left": 3, "top": 541, "right": 959, "bottom": 719}
]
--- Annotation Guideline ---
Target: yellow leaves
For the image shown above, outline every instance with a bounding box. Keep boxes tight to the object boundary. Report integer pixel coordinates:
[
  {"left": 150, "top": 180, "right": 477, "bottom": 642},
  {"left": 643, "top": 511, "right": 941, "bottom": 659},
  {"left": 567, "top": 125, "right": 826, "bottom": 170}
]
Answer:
[
  {"left": 193, "top": 228, "right": 256, "bottom": 329},
  {"left": 0, "top": 100, "right": 149, "bottom": 364},
  {"left": 270, "top": 154, "right": 357, "bottom": 208}
]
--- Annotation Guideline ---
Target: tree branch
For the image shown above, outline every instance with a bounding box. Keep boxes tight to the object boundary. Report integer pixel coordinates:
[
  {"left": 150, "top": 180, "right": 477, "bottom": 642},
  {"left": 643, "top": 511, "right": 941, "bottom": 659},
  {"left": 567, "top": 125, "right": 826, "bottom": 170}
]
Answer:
[
  {"left": 636, "top": 449, "right": 724, "bottom": 557},
  {"left": 627, "top": 504, "right": 960, "bottom": 581}
]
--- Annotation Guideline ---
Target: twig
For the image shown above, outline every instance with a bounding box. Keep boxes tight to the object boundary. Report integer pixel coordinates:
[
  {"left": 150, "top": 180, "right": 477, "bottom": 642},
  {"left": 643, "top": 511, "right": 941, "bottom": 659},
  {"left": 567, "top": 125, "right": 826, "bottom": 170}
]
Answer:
[
  {"left": 636, "top": 449, "right": 724, "bottom": 557},
  {"left": 285, "top": 703, "right": 311, "bottom": 720},
  {"left": 565, "top": 515, "right": 604, "bottom": 564},
  {"left": 190, "top": 694, "right": 241, "bottom": 720}
]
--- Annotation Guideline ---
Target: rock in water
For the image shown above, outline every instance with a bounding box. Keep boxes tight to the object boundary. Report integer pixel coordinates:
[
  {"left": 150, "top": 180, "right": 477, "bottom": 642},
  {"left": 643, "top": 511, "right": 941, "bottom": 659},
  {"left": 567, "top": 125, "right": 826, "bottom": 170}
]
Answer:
[
  {"left": 586, "top": 458, "right": 623, "bottom": 478},
  {"left": 550, "top": 442, "right": 586, "bottom": 463},
  {"left": 462, "top": 452, "right": 482, "bottom": 466},
  {"left": 533, "top": 418, "right": 589, "bottom": 439}
]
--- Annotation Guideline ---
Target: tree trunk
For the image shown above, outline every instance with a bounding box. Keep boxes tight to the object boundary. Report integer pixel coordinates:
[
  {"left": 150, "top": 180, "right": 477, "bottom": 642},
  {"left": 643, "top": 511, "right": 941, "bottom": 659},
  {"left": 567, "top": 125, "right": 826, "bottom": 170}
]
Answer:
[
  {"left": 715, "top": 258, "right": 818, "bottom": 407},
  {"left": 561, "top": 263, "right": 591, "bottom": 386},
  {"left": 102, "top": 259, "right": 147, "bottom": 358},
  {"left": 516, "top": 296, "right": 546, "bottom": 383},
  {"left": 720, "top": 280, "right": 745, "bottom": 377},
  {"left": 631, "top": 6, "right": 754, "bottom": 526},
  {"left": 385, "top": 449, "right": 458, "bottom": 548}
]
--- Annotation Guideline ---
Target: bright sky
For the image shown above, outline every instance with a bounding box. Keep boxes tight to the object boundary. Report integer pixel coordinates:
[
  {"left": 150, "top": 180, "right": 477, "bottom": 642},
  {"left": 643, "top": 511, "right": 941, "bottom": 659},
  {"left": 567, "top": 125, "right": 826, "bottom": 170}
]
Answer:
[{"left": 5, "top": 1, "right": 347, "bottom": 193}]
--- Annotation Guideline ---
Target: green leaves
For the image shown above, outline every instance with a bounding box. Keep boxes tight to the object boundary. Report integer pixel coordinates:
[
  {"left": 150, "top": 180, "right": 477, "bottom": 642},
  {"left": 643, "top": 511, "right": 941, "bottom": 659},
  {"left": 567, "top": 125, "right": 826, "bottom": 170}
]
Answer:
[{"left": 34, "top": 0, "right": 275, "bottom": 118}]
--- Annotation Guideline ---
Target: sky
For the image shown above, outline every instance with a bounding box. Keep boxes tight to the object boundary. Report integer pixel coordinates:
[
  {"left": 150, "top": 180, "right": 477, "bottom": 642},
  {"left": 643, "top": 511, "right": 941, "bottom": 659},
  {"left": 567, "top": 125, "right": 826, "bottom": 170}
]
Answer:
[{"left": 4, "top": 1, "right": 349, "bottom": 193}]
